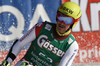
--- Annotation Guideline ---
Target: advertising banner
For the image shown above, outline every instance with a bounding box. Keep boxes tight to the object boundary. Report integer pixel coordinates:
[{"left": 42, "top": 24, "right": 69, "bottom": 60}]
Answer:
[
  {"left": 1, "top": 0, "right": 100, "bottom": 65},
  {"left": 0, "top": 0, "right": 61, "bottom": 65},
  {"left": 63, "top": 0, "right": 100, "bottom": 64}
]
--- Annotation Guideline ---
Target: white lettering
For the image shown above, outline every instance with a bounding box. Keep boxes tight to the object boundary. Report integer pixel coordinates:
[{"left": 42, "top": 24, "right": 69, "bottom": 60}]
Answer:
[
  {"left": 88, "top": 49, "right": 94, "bottom": 58},
  {"left": 79, "top": 46, "right": 99, "bottom": 62},
  {"left": 0, "top": 5, "right": 25, "bottom": 41},
  {"left": 79, "top": 50, "right": 87, "bottom": 62},
  {"left": 56, "top": 49, "right": 63, "bottom": 57},
  {"left": 52, "top": 47, "right": 58, "bottom": 54},
  {"left": 48, "top": 44, "right": 54, "bottom": 51},
  {"left": 29, "top": 4, "right": 51, "bottom": 30},
  {"left": 95, "top": 46, "right": 98, "bottom": 58},
  {"left": 43, "top": 42, "right": 50, "bottom": 48},
  {"left": 90, "top": 3, "right": 100, "bottom": 31},
  {"left": 71, "top": 0, "right": 80, "bottom": 32},
  {"left": 72, "top": 0, "right": 91, "bottom": 32},
  {"left": 37, "top": 35, "right": 65, "bottom": 57},
  {"left": 1, "top": 2, "right": 100, "bottom": 41},
  {"left": 37, "top": 35, "right": 48, "bottom": 48},
  {"left": 0, "top": 4, "right": 51, "bottom": 41}
]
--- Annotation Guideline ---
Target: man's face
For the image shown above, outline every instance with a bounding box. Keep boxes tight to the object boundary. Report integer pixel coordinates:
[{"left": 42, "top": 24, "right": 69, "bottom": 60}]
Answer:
[
  {"left": 56, "top": 20, "right": 71, "bottom": 34},
  {"left": 56, "top": 12, "right": 74, "bottom": 34}
]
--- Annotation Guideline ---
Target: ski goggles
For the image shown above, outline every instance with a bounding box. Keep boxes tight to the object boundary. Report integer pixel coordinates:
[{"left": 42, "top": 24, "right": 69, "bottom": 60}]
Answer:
[{"left": 57, "top": 12, "right": 74, "bottom": 25}]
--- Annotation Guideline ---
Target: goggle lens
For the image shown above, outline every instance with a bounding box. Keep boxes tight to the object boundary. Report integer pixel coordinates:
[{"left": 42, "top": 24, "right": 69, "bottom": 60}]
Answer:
[
  {"left": 58, "top": 16, "right": 73, "bottom": 25},
  {"left": 57, "top": 12, "right": 74, "bottom": 25}
]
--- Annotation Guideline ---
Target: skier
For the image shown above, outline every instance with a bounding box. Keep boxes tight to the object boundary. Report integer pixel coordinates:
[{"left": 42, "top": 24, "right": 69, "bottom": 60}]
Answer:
[{"left": 0, "top": 2, "right": 81, "bottom": 66}]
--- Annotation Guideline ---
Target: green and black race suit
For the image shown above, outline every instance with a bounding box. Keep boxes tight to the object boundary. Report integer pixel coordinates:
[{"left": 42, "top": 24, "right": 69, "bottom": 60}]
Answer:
[{"left": 4, "top": 22, "right": 79, "bottom": 66}]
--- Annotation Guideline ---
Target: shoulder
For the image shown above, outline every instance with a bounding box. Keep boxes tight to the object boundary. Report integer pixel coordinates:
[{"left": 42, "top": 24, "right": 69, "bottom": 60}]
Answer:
[
  {"left": 36, "top": 21, "right": 55, "bottom": 27},
  {"left": 35, "top": 21, "right": 55, "bottom": 36},
  {"left": 67, "top": 34, "right": 79, "bottom": 49},
  {"left": 69, "top": 34, "right": 78, "bottom": 47},
  {"left": 42, "top": 21, "right": 56, "bottom": 30},
  {"left": 68, "top": 34, "right": 76, "bottom": 40},
  {"left": 67, "top": 34, "right": 76, "bottom": 45},
  {"left": 45, "top": 21, "right": 56, "bottom": 25},
  {"left": 65, "top": 41, "right": 79, "bottom": 54},
  {"left": 35, "top": 21, "right": 55, "bottom": 29},
  {"left": 72, "top": 41, "right": 79, "bottom": 49}
]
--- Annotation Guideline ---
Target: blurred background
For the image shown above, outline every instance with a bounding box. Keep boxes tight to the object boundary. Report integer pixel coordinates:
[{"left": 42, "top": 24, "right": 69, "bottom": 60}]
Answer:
[{"left": 0, "top": 0, "right": 100, "bottom": 66}]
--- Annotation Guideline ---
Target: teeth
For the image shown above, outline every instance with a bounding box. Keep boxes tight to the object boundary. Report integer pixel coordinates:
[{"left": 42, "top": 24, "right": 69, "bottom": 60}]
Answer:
[{"left": 59, "top": 25, "right": 63, "bottom": 28}]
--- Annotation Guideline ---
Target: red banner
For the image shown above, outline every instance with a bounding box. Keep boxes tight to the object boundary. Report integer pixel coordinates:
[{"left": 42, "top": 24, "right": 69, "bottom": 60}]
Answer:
[
  {"left": 63, "top": 0, "right": 100, "bottom": 64},
  {"left": 1, "top": 0, "right": 100, "bottom": 65},
  {"left": 0, "top": 51, "right": 26, "bottom": 65}
]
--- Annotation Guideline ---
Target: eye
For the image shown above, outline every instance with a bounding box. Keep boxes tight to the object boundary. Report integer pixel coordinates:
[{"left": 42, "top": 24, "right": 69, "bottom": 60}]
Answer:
[{"left": 63, "top": 15, "right": 67, "bottom": 17}]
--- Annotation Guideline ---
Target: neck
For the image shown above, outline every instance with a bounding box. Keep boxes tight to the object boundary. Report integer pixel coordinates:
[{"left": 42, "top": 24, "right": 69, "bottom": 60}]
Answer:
[{"left": 53, "top": 24, "right": 71, "bottom": 40}]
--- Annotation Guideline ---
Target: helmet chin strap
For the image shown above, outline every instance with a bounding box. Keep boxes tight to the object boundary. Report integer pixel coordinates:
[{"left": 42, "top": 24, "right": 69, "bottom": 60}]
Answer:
[
  {"left": 56, "top": 23, "right": 74, "bottom": 36},
  {"left": 65, "top": 23, "right": 73, "bottom": 32},
  {"left": 56, "top": 27, "right": 71, "bottom": 36}
]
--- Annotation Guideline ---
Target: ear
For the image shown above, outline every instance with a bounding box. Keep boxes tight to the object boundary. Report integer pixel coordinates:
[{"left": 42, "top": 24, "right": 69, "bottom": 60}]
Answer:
[{"left": 75, "top": 18, "right": 80, "bottom": 22}]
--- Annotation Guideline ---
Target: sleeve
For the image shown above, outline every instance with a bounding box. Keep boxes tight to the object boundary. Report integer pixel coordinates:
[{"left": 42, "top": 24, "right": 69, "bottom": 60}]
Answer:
[
  {"left": 58, "top": 41, "right": 79, "bottom": 66},
  {"left": 5, "top": 22, "right": 45, "bottom": 63}
]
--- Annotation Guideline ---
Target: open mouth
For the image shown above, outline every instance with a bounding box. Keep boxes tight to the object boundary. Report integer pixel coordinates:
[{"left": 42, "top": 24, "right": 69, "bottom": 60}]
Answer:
[{"left": 59, "top": 24, "right": 64, "bottom": 28}]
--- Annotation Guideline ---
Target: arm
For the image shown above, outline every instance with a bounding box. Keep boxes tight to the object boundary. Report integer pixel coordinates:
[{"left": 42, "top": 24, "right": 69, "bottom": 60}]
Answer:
[
  {"left": 4, "top": 22, "right": 45, "bottom": 64},
  {"left": 5, "top": 25, "right": 36, "bottom": 63},
  {"left": 59, "top": 41, "right": 79, "bottom": 66}
]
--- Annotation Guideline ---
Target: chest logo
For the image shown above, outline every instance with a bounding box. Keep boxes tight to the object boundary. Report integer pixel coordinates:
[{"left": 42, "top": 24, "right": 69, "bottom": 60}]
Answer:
[
  {"left": 45, "top": 24, "right": 52, "bottom": 31},
  {"left": 37, "top": 35, "right": 65, "bottom": 57}
]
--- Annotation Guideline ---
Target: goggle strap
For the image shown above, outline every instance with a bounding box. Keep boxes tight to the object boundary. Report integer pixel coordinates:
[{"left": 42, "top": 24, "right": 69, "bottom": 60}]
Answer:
[{"left": 75, "top": 18, "right": 80, "bottom": 22}]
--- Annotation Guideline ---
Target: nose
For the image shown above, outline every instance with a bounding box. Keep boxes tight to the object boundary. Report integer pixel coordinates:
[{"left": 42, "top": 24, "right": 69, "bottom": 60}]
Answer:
[{"left": 60, "top": 21, "right": 66, "bottom": 25}]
